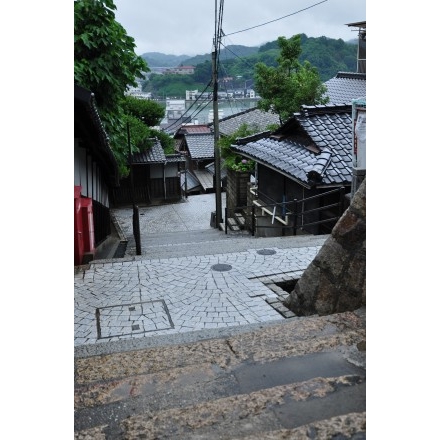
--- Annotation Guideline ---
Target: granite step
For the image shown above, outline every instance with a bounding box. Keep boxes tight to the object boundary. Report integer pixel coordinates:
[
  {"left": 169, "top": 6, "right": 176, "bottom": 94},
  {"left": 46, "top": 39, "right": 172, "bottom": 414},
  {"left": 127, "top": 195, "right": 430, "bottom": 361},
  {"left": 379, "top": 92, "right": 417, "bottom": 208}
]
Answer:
[
  {"left": 97, "top": 216, "right": 329, "bottom": 262},
  {"left": 74, "top": 308, "right": 366, "bottom": 439}
]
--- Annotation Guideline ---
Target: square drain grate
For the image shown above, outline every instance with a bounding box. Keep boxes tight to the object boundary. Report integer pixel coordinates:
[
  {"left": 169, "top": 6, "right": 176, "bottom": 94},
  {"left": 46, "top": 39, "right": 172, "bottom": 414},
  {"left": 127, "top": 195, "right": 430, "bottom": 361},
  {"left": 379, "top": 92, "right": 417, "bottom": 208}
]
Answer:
[{"left": 96, "top": 300, "right": 174, "bottom": 339}]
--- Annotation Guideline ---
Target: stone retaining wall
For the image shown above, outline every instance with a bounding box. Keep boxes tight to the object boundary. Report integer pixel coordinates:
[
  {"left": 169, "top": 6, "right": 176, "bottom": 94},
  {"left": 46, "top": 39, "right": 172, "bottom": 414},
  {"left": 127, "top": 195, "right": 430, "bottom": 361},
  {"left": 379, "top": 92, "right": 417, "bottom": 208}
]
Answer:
[{"left": 284, "top": 179, "right": 366, "bottom": 316}]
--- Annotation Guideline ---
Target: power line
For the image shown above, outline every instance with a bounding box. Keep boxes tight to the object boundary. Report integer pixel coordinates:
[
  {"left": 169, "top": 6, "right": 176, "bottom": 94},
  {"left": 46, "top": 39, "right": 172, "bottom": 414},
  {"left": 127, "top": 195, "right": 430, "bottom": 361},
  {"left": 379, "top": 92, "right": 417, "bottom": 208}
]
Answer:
[
  {"left": 219, "top": 41, "right": 256, "bottom": 71},
  {"left": 224, "top": 0, "right": 328, "bottom": 37},
  {"left": 162, "top": 81, "right": 213, "bottom": 132},
  {"left": 217, "top": 61, "right": 251, "bottom": 114},
  {"left": 188, "top": 98, "right": 214, "bottom": 122}
]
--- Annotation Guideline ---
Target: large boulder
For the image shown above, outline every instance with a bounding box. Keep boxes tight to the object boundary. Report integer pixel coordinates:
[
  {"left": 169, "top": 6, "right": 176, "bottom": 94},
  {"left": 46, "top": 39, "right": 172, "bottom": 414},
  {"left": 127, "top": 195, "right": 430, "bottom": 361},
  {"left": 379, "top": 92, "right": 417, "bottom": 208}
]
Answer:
[{"left": 284, "top": 179, "right": 366, "bottom": 316}]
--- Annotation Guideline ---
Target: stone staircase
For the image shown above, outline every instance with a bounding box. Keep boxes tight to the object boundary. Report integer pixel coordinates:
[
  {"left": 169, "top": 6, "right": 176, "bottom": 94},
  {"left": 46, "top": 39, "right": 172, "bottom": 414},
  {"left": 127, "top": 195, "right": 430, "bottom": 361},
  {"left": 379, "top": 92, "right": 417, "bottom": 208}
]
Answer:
[
  {"left": 223, "top": 211, "right": 249, "bottom": 234},
  {"left": 74, "top": 307, "right": 366, "bottom": 439},
  {"left": 104, "top": 227, "right": 328, "bottom": 261},
  {"left": 77, "top": 199, "right": 366, "bottom": 438}
]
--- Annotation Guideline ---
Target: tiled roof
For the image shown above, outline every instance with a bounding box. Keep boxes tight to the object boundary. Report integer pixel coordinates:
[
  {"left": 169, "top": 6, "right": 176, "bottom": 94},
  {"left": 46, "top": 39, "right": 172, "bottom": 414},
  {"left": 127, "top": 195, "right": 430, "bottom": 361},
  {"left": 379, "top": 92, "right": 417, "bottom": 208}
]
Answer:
[
  {"left": 184, "top": 133, "right": 214, "bottom": 160},
  {"left": 131, "top": 140, "right": 186, "bottom": 165},
  {"left": 208, "top": 107, "right": 280, "bottom": 136},
  {"left": 179, "top": 124, "right": 211, "bottom": 134},
  {"left": 324, "top": 72, "right": 366, "bottom": 105},
  {"left": 161, "top": 119, "right": 191, "bottom": 135},
  {"left": 231, "top": 104, "right": 353, "bottom": 188},
  {"left": 165, "top": 154, "right": 186, "bottom": 163},
  {"left": 131, "top": 140, "right": 166, "bottom": 164}
]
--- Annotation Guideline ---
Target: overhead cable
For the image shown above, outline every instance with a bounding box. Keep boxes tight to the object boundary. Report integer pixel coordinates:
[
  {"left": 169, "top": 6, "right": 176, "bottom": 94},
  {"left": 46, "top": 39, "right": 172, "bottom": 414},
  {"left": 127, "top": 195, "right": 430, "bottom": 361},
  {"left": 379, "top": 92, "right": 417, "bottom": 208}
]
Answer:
[{"left": 224, "top": 0, "right": 328, "bottom": 37}]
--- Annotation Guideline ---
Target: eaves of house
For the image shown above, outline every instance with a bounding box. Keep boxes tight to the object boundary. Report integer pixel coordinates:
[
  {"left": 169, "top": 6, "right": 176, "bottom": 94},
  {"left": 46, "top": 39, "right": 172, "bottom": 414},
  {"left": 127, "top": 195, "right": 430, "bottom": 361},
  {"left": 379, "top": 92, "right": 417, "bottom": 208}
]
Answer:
[
  {"left": 74, "top": 84, "right": 119, "bottom": 187},
  {"left": 131, "top": 140, "right": 166, "bottom": 164},
  {"left": 178, "top": 125, "right": 211, "bottom": 135},
  {"left": 231, "top": 104, "right": 354, "bottom": 189},
  {"left": 131, "top": 140, "right": 185, "bottom": 165}
]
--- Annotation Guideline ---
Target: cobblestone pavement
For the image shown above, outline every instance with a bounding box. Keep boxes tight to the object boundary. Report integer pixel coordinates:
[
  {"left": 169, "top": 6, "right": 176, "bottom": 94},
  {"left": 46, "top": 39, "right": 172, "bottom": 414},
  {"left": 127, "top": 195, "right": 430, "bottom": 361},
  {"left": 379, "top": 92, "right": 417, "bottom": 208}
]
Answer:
[
  {"left": 75, "top": 194, "right": 327, "bottom": 351},
  {"left": 74, "top": 244, "right": 323, "bottom": 348},
  {"left": 114, "top": 193, "right": 227, "bottom": 236}
]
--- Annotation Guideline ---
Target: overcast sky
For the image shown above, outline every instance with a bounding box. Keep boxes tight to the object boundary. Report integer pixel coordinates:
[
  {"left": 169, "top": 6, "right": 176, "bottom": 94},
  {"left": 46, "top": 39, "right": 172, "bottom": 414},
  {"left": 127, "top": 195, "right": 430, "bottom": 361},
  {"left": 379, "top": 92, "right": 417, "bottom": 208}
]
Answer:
[{"left": 113, "top": 0, "right": 366, "bottom": 57}]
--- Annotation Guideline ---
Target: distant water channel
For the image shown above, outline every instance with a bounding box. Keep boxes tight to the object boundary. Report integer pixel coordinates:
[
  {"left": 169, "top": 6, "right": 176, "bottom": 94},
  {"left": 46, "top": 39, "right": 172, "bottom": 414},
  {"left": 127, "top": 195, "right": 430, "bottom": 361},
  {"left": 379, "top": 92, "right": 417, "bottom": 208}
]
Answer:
[{"left": 158, "top": 98, "right": 260, "bottom": 125}]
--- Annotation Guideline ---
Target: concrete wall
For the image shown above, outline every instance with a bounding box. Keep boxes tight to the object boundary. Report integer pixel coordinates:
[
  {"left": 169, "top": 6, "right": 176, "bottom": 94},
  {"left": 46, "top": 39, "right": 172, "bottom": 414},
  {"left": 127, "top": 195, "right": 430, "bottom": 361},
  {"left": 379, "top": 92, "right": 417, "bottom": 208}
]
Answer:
[{"left": 284, "top": 178, "right": 366, "bottom": 316}]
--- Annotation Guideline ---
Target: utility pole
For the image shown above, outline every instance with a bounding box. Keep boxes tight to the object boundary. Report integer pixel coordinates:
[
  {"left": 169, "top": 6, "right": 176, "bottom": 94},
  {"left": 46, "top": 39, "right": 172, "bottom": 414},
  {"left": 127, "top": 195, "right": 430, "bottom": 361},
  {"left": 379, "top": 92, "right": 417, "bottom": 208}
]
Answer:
[{"left": 213, "top": 0, "right": 223, "bottom": 228}]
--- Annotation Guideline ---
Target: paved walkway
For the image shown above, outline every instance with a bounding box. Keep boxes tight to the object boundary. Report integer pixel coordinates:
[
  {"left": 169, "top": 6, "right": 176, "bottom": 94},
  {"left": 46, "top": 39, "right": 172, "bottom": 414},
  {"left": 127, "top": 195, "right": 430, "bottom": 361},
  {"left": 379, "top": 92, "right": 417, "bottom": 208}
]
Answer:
[
  {"left": 114, "top": 193, "right": 227, "bottom": 236},
  {"left": 74, "top": 194, "right": 327, "bottom": 353}
]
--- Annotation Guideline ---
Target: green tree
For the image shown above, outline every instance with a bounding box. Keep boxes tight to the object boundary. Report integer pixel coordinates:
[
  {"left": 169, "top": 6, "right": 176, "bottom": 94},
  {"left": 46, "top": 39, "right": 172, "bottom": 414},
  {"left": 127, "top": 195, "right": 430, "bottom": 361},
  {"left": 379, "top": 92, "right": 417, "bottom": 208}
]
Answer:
[
  {"left": 151, "top": 129, "right": 174, "bottom": 154},
  {"left": 143, "top": 74, "right": 204, "bottom": 99},
  {"left": 122, "top": 114, "right": 174, "bottom": 156},
  {"left": 123, "top": 114, "right": 152, "bottom": 154},
  {"left": 219, "top": 123, "right": 278, "bottom": 172},
  {"left": 121, "top": 95, "right": 174, "bottom": 156},
  {"left": 74, "top": 0, "right": 149, "bottom": 176},
  {"left": 253, "top": 34, "right": 329, "bottom": 124},
  {"left": 193, "top": 60, "right": 212, "bottom": 84},
  {"left": 121, "top": 95, "right": 165, "bottom": 126}
]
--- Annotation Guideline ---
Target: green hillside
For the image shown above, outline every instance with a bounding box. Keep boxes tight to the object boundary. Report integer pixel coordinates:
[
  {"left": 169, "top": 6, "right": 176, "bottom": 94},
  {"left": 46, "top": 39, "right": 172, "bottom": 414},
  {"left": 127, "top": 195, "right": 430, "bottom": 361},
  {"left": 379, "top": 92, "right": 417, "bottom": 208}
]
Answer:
[
  {"left": 141, "top": 52, "right": 192, "bottom": 67},
  {"left": 140, "top": 34, "right": 359, "bottom": 98}
]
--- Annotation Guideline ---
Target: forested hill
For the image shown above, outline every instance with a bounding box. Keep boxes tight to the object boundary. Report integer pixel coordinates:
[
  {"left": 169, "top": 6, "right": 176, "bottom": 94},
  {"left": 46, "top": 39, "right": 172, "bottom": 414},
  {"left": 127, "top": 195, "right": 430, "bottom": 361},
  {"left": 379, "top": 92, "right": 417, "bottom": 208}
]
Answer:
[
  {"left": 141, "top": 34, "right": 358, "bottom": 82},
  {"left": 141, "top": 45, "right": 260, "bottom": 67},
  {"left": 141, "top": 52, "right": 193, "bottom": 68}
]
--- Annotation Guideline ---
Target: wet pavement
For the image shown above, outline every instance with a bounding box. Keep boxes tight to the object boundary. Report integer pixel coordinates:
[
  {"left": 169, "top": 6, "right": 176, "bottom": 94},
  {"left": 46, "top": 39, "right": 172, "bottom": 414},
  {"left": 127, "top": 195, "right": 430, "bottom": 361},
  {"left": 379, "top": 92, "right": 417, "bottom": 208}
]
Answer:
[
  {"left": 74, "top": 194, "right": 366, "bottom": 439},
  {"left": 115, "top": 193, "right": 227, "bottom": 236},
  {"left": 74, "top": 193, "right": 328, "bottom": 354}
]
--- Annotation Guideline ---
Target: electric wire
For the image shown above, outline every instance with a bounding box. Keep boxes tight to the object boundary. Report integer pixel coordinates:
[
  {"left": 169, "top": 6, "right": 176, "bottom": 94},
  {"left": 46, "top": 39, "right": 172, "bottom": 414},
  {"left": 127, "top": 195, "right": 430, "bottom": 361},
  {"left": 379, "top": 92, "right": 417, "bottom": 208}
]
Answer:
[
  {"left": 223, "top": 0, "right": 328, "bottom": 37},
  {"left": 158, "top": 0, "right": 329, "bottom": 134},
  {"left": 217, "top": 60, "right": 250, "bottom": 115},
  {"left": 164, "top": 0, "right": 225, "bottom": 132},
  {"left": 188, "top": 98, "right": 214, "bottom": 123},
  {"left": 161, "top": 81, "right": 213, "bottom": 132},
  {"left": 219, "top": 41, "right": 257, "bottom": 71}
]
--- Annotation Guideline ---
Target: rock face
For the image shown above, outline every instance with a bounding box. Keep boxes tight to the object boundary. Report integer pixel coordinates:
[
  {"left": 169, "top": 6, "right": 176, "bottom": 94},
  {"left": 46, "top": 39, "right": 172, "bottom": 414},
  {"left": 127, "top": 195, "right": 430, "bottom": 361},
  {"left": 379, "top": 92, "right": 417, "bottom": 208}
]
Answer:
[{"left": 284, "top": 179, "right": 366, "bottom": 316}]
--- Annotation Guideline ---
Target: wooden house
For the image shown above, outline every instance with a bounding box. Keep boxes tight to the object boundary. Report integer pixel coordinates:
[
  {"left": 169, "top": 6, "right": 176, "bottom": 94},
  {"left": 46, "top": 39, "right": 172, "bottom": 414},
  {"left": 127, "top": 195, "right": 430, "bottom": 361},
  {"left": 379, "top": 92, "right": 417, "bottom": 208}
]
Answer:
[{"left": 74, "top": 84, "right": 119, "bottom": 265}]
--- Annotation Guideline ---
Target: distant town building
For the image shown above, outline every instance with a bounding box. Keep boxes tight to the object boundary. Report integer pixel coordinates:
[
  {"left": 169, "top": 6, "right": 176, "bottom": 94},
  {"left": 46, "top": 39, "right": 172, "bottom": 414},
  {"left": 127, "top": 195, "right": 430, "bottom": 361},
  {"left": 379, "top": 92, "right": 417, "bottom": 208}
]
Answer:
[
  {"left": 186, "top": 90, "right": 199, "bottom": 100},
  {"left": 185, "top": 90, "right": 213, "bottom": 101},
  {"left": 164, "top": 65, "right": 195, "bottom": 75},
  {"left": 125, "top": 76, "right": 152, "bottom": 99},
  {"left": 164, "top": 99, "right": 190, "bottom": 125}
]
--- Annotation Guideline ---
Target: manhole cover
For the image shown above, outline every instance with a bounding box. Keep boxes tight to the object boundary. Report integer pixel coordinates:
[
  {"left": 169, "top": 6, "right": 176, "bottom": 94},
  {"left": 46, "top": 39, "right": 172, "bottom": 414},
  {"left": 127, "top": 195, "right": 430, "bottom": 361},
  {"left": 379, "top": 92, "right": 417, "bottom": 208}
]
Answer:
[
  {"left": 257, "top": 249, "right": 277, "bottom": 255},
  {"left": 211, "top": 263, "right": 232, "bottom": 272},
  {"left": 96, "top": 300, "right": 174, "bottom": 339}
]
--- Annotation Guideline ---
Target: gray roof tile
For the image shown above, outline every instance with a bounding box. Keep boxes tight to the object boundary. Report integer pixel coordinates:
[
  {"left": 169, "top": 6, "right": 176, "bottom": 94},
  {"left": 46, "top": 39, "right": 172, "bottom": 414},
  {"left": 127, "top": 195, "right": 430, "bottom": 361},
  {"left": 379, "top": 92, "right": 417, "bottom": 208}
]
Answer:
[
  {"left": 231, "top": 104, "right": 354, "bottom": 187},
  {"left": 131, "top": 140, "right": 166, "bottom": 164},
  {"left": 131, "top": 142, "right": 185, "bottom": 165},
  {"left": 208, "top": 107, "right": 280, "bottom": 136},
  {"left": 184, "top": 133, "right": 214, "bottom": 159},
  {"left": 165, "top": 154, "right": 186, "bottom": 163},
  {"left": 324, "top": 72, "right": 366, "bottom": 105}
]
